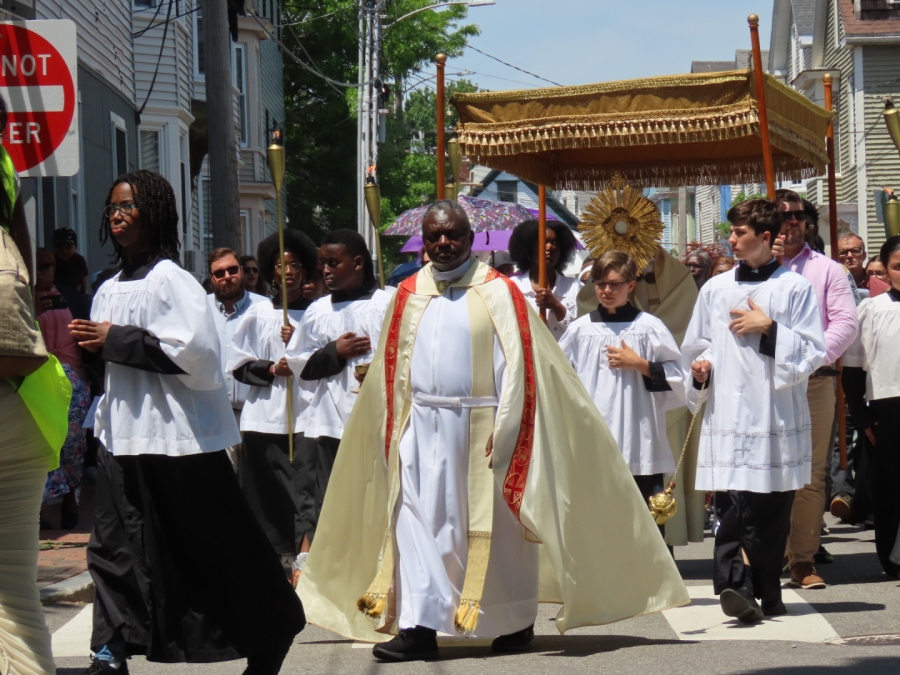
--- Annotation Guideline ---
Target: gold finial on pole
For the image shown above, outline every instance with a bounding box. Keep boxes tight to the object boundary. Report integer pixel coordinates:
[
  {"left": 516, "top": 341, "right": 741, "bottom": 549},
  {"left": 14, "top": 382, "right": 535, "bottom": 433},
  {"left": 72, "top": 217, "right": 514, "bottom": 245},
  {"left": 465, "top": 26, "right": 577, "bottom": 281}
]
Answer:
[{"left": 267, "top": 129, "right": 295, "bottom": 463}]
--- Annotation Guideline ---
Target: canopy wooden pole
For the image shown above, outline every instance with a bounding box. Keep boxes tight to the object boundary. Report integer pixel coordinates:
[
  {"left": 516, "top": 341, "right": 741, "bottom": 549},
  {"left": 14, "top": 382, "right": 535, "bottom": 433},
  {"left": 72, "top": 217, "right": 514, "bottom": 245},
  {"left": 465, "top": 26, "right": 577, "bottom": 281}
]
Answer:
[
  {"left": 824, "top": 73, "right": 849, "bottom": 471},
  {"left": 436, "top": 53, "right": 447, "bottom": 200},
  {"left": 748, "top": 14, "right": 776, "bottom": 199},
  {"left": 538, "top": 185, "right": 548, "bottom": 322}
]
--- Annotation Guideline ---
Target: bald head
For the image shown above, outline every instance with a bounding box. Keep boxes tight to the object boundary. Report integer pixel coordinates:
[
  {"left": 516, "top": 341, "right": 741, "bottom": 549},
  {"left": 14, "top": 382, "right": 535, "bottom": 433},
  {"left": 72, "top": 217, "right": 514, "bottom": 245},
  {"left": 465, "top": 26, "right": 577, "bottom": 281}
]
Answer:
[{"left": 422, "top": 200, "right": 474, "bottom": 271}]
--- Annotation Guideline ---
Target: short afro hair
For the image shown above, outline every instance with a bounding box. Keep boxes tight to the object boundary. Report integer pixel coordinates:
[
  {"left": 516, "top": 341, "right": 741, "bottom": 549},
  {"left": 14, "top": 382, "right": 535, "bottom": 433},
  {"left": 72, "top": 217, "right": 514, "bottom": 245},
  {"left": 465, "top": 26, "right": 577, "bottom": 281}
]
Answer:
[
  {"left": 321, "top": 228, "right": 376, "bottom": 286},
  {"left": 257, "top": 228, "right": 319, "bottom": 293},
  {"left": 508, "top": 219, "right": 578, "bottom": 274}
]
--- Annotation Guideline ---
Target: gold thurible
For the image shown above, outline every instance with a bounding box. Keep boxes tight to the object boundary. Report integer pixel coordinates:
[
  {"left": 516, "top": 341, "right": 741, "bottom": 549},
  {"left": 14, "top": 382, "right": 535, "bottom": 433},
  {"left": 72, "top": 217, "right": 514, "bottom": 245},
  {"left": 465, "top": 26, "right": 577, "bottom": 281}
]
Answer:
[{"left": 267, "top": 130, "right": 294, "bottom": 463}]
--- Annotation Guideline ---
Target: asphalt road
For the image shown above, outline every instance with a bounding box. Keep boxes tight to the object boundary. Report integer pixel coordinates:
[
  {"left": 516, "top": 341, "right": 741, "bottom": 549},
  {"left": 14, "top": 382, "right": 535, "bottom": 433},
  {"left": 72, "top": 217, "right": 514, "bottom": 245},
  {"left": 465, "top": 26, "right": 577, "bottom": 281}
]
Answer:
[{"left": 47, "top": 514, "right": 900, "bottom": 675}]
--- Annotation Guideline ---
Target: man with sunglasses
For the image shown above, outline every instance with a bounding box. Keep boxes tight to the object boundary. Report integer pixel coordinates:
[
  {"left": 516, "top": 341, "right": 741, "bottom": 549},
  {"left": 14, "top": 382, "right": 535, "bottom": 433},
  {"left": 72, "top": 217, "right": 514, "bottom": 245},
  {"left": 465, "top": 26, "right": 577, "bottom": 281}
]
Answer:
[
  {"left": 775, "top": 189, "right": 859, "bottom": 591},
  {"left": 837, "top": 231, "right": 869, "bottom": 292},
  {"left": 207, "top": 248, "right": 265, "bottom": 465}
]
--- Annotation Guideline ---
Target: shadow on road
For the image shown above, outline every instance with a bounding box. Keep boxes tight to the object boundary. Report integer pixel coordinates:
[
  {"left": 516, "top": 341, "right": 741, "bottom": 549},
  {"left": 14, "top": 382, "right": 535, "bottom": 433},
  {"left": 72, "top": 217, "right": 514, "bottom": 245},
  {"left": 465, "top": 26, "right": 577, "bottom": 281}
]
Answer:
[{"left": 741, "top": 657, "right": 900, "bottom": 674}]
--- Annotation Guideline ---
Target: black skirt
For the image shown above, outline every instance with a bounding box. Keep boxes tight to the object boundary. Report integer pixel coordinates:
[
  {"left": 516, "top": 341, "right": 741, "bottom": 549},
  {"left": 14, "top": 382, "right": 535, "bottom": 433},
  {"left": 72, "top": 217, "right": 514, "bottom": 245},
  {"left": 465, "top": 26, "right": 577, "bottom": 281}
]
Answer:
[
  {"left": 239, "top": 432, "right": 339, "bottom": 556},
  {"left": 87, "top": 446, "right": 305, "bottom": 663}
]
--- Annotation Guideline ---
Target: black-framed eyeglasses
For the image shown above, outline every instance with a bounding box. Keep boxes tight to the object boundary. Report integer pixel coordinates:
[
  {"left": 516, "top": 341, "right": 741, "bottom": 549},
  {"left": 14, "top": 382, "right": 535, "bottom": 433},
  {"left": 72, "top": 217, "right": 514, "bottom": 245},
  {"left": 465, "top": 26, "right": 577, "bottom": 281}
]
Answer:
[
  {"left": 838, "top": 247, "right": 864, "bottom": 257},
  {"left": 593, "top": 280, "right": 628, "bottom": 290},
  {"left": 780, "top": 210, "right": 808, "bottom": 223},
  {"left": 211, "top": 265, "right": 240, "bottom": 279},
  {"left": 104, "top": 203, "right": 138, "bottom": 217},
  {"left": 243, "top": 266, "right": 259, "bottom": 274},
  {"left": 37, "top": 262, "right": 54, "bottom": 272}
]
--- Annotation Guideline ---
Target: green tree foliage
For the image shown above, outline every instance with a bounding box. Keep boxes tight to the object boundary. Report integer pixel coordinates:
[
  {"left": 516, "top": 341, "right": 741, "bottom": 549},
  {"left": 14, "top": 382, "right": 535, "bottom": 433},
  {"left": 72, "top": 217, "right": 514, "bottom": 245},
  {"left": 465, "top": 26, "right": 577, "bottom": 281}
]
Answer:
[{"left": 280, "top": 1, "right": 478, "bottom": 249}]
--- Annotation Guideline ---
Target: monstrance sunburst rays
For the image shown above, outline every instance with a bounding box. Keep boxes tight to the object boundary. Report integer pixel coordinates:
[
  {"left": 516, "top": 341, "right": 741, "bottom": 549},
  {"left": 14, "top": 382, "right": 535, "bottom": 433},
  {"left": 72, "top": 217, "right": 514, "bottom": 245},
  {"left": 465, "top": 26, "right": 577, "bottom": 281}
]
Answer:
[{"left": 577, "top": 175, "right": 664, "bottom": 271}]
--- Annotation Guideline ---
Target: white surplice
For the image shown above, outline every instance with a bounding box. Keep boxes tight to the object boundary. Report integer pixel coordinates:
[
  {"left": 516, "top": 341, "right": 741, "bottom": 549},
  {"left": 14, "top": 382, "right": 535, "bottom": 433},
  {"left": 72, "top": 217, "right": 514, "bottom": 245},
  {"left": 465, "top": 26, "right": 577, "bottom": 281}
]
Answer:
[
  {"left": 510, "top": 273, "right": 582, "bottom": 341},
  {"left": 559, "top": 310, "right": 685, "bottom": 475},
  {"left": 227, "top": 300, "right": 313, "bottom": 434},
  {"left": 91, "top": 260, "right": 240, "bottom": 457},
  {"left": 395, "top": 268, "right": 539, "bottom": 637},
  {"left": 857, "top": 292, "right": 900, "bottom": 402},
  {"left": 288, "top": 289, "right": 394, "bottom": 440},
  {"left": 681, "top": 266, "right": 827, "bottom": 493}
]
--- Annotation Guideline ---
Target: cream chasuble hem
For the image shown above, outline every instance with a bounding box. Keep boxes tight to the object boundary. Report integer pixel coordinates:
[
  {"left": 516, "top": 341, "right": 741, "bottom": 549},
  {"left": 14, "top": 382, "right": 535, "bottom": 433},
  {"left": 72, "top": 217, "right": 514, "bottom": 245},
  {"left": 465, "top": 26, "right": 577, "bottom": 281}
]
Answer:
[{"left": 298, "top": 260, "right": 690, "bottom": 643}]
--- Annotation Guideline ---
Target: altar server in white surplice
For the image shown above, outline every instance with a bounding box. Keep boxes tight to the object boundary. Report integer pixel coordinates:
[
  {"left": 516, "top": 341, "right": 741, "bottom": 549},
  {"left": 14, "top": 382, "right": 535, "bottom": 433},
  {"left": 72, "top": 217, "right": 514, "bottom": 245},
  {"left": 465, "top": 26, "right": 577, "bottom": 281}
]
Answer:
[
  {"left": 682, "top": 198, "right": 826, "bottom": 626},
  {"left": 560, "top": 251, "right": 685, "bottom": 542}
]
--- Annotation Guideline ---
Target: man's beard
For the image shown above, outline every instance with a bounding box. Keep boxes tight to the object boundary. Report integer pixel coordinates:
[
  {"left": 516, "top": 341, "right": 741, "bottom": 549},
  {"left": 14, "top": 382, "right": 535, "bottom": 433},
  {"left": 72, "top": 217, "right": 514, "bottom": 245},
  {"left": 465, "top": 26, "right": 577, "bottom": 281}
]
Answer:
[{"left": 215, "top": 283, "right": 243, "bottom": 303}]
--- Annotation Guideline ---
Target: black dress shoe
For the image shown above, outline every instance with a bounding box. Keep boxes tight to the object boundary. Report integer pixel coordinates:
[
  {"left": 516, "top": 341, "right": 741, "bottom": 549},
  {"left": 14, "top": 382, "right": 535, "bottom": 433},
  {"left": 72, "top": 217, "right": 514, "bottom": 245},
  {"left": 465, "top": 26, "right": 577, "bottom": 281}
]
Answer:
[
  {"left": 81, "top": 659, "right": 130, "bottom": 674},
  {"left": 762, "top": 599, "right": 787, "bottom": 616},
  {"left": 243, "top": 635, "right": 293, "bottom": 675},
  {"left": 491, "top": 624, "right": 534, "bottom": 653},
  {"left": 372, "top": 626, "right": 438, "bottom": 662},
  {"left": 814, "top": 545, "right": 834, "bottom": 564},
  {"left": 720, "top": 587, "right": 763, "bottom": 624}
]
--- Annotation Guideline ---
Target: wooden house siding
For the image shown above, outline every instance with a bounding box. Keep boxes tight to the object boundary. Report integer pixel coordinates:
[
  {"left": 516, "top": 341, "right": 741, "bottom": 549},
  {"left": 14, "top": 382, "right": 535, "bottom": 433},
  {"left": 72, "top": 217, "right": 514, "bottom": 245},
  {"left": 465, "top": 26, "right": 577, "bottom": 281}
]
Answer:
[
  {"left": 862, "top": 45, "right": 900, "bottom": 250},
  {"left": 37, "top": 0, "right": 135, "bottom": 104},
  {"left": 134, "top": 9, "right": 194, "bottom": 111},
  {"left": 824, "top": 0, "right": 858, "bottom": 205}
]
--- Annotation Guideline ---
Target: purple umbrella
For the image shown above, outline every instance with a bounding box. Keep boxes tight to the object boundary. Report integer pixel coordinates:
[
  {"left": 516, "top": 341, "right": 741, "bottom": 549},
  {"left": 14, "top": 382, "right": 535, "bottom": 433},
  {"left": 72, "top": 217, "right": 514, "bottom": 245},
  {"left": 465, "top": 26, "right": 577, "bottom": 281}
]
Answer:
[
  {"left": 400, "top": 230, "right": 515, "bottom": 253},
  {"left": 385, "top": 195, "right": 554, "bottom": 236}
]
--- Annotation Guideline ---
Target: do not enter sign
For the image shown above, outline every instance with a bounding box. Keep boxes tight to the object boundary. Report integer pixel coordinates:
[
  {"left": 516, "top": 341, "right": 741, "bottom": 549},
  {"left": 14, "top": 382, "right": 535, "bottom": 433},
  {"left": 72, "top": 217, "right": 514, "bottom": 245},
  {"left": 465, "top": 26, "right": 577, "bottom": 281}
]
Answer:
[{"left": 0, "top": 21, "right": 78, "bottom": 177}]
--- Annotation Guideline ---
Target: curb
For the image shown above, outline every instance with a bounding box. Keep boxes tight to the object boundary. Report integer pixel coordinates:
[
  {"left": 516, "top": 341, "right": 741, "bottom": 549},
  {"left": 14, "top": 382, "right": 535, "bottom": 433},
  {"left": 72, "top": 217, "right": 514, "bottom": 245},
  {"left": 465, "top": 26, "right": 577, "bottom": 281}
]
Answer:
[{"left": 40, "top": 571, "right": 95, "bottom": 605}]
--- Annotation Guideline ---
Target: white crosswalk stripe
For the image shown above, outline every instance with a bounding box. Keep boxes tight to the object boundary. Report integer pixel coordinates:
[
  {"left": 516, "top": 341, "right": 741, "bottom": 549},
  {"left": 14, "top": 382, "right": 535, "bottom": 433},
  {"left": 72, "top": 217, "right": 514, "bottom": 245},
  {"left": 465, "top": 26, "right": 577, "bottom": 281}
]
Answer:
[
  {"left": 50, "top": 604, "right": 94, "bottom": 658},
  {"left": 661, "top": 585, "right": 841, "bottom": 644}
]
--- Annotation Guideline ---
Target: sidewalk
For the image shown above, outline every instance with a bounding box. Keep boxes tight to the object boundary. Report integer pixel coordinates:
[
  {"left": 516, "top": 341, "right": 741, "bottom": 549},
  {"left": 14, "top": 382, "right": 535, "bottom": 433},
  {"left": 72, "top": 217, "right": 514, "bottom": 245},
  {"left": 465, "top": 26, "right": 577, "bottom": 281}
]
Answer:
[{"left": 39, "top": 479, "right": 95, "bottom": 604}]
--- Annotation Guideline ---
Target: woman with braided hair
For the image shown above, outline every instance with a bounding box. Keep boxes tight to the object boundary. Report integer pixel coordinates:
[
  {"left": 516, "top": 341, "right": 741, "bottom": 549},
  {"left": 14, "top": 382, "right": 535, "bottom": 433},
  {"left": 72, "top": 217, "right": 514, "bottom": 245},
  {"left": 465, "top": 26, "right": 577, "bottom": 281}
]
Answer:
[{"left": 69, "top": 170, "right": 304, "bottom": 674}]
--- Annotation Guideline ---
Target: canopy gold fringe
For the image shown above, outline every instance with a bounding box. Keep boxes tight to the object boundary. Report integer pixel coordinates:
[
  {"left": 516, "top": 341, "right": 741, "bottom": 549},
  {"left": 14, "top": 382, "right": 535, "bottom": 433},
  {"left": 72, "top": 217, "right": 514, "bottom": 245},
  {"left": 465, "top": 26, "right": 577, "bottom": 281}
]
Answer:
[{"left": 451, "top": 69, "right": 831, "bottom": 190}]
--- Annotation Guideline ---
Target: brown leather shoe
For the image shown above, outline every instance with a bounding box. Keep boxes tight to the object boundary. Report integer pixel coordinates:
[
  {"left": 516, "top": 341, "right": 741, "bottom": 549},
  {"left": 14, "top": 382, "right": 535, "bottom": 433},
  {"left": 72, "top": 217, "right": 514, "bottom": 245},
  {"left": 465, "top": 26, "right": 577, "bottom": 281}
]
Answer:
[
  {"left": 830, "top": 494, "right": 852, "bottom": 523},
  {"left": 790, "top": 562, "right": 826, "bottom": 589}
]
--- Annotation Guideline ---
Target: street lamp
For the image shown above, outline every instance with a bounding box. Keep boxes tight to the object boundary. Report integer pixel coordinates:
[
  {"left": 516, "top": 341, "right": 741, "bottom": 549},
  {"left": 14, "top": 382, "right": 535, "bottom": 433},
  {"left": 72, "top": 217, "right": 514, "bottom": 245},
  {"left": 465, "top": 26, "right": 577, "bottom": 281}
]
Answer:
[{"left": 385, "top": 0, "right": 495, "bottom": 28}]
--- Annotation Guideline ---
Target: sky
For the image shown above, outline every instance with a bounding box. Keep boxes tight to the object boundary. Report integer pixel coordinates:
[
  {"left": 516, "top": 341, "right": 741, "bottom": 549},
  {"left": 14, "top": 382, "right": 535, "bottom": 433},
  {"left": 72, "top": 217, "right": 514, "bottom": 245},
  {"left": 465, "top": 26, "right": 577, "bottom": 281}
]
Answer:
[{"left": 444, "top": 0, "right": 773, "bottom": 91}]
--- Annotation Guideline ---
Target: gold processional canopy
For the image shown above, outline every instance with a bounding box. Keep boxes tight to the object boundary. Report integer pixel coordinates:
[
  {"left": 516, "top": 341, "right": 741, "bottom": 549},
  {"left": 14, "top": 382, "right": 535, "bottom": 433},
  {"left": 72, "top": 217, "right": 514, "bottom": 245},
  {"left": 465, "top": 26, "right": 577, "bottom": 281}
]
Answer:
[{"left": 451, "top": 69, "right": 833, "bottom": 190}]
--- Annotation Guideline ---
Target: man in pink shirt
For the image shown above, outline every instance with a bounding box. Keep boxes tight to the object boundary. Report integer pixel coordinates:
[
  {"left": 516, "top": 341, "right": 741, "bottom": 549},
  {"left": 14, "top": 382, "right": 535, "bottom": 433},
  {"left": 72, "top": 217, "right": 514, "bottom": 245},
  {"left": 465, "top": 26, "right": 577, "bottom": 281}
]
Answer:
[{"left": 775, "top": 189, "right": 859, "bottom": 590}]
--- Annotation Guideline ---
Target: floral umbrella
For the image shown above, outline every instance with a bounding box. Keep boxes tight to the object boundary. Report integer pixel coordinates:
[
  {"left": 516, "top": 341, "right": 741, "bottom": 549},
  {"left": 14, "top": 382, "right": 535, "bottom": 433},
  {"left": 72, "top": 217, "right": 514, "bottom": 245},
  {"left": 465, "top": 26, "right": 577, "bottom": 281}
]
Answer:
[{"left": 384, "top": 195, "right": 537, "bottom": 236}]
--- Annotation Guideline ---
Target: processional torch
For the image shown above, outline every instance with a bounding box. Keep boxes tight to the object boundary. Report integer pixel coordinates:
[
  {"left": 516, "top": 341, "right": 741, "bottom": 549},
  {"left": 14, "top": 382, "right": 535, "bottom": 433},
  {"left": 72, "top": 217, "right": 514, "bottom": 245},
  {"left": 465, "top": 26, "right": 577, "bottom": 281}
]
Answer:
[
  {"left": 267, "top": 130, "right": 294, "bottom": 463},
  {"left": 364, "top": 170, "right": 386, "bottom": 290}
]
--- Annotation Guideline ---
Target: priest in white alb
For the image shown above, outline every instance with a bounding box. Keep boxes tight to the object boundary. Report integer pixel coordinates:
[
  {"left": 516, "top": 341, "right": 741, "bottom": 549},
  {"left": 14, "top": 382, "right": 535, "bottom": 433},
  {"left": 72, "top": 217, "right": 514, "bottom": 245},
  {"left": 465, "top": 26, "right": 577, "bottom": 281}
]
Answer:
[
  {"left": 297, "top": 201, "right": 689, "bottom": 661},
  {"left": 682, "top": 198, "right": 827, "bottom": 624}
]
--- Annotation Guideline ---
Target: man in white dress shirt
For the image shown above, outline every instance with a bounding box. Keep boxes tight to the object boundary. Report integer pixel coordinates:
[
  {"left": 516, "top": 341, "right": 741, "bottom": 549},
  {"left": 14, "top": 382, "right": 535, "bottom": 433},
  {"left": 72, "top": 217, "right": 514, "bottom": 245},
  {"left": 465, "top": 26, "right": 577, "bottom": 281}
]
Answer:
[
  {"left": 207, "top": 248, "right": 265, "bottom": 466},
  {"left": 683, "top": 198, "right": 827, "bottom": 624}
]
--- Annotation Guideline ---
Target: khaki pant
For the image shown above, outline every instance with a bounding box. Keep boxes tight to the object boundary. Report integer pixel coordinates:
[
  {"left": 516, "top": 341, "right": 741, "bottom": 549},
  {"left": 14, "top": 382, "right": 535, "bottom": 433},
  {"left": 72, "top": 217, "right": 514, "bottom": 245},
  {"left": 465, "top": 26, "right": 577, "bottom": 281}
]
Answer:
[
  {"left": 787, "top": 376, "right": 837, "bottom": 567},
  {"left": 0, "top": 382, "right": 56, "bottom": 675}
]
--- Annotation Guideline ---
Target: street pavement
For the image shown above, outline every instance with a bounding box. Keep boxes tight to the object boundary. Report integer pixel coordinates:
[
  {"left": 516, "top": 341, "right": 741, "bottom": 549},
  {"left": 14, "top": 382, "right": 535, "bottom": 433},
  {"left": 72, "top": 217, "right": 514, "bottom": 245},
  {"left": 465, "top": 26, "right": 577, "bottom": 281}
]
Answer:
[{"left": 46, "top": 514, "right": 900, "bottom": 675}]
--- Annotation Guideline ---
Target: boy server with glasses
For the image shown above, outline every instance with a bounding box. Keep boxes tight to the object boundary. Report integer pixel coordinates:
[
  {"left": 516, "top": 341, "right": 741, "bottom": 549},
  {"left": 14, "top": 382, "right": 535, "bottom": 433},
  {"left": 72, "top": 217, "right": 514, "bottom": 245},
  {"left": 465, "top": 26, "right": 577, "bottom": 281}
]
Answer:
[
  {"left": 560, "top": 251, "right": 686, "bottom": 543},
  {"left": 774, "top": 189, "right": 859, "bottom": 590}
]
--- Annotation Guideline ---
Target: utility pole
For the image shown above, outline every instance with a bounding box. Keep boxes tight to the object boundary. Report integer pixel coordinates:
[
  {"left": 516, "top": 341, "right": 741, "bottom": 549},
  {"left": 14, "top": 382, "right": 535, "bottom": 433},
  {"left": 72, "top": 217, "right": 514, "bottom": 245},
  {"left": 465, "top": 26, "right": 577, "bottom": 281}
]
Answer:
[
  {"left": 203, "top": 0, "right": 241, "bottom": 251},
  {"left": 358, "top": 1, "right": 383, "bottom": 251}
]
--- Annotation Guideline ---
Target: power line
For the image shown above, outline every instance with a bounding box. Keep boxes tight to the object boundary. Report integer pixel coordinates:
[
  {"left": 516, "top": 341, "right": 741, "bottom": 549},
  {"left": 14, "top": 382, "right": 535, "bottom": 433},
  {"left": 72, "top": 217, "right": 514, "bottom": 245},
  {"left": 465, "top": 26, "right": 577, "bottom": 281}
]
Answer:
[
  {"left": 278, "top": 3, "right": 356, "bottom": 28},
  {"left": 139, "top": 0, "right": 174, "bottom": 115},
  {"left": 133, "top": 6, "right": 200, "bottom": 38},
  {"left": 463, "top": 43, "right": 562, "bottom": 87}
]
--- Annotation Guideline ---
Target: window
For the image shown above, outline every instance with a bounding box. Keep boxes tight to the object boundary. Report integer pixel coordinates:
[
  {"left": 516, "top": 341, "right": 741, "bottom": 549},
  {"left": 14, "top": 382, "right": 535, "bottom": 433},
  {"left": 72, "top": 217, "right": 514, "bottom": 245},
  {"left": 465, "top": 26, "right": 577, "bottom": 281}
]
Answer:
[
  {"left": 195, "top": 10, "right": 206, "bottom": 76},
  {"left": 496, "top": 180, "right": 517, "bottom": 203},
  {"left": 234, "top": 43, "right": 248, "bottom": 146},
  {"left": 134, "top": 0, "right": 156, "bottom": 7},
  {"left": 111, "top": 112, "right": 128, "bottom": 179},
  {"left": 140, "top": 129, "right": 161, "bottom": 172}
]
